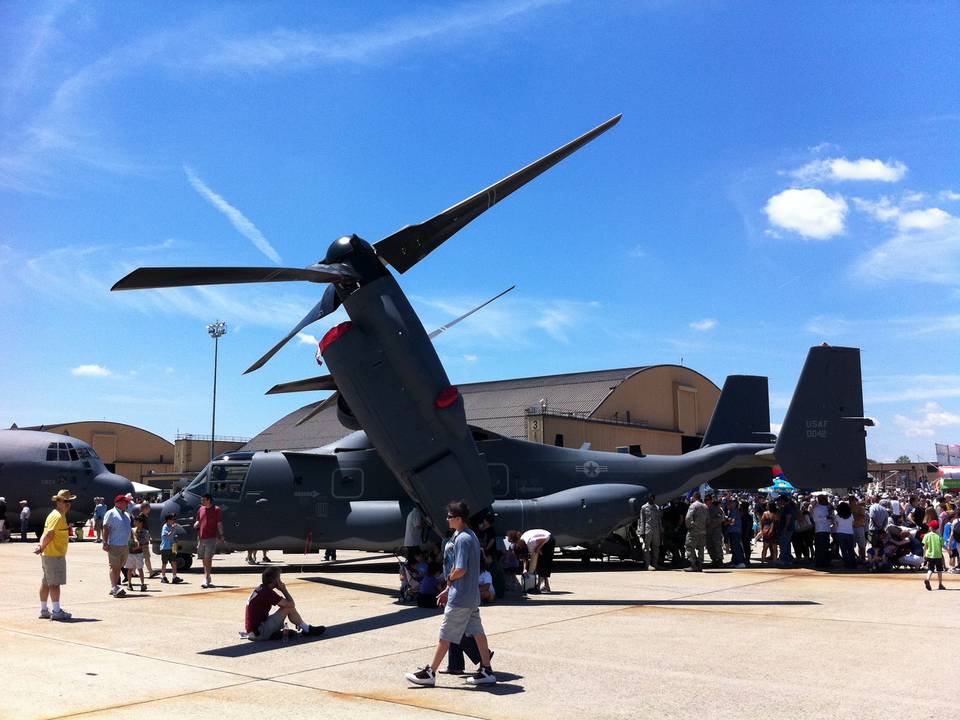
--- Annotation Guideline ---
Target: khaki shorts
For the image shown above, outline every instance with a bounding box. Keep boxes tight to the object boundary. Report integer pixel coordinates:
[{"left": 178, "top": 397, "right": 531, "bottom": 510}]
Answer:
[
  {"left": 41, "top": 555, "right": 67, "bottom": 586},
  {"left": 197, "top": 538, "right": 218, "bottom": 559},
  {"left": 108, "top": 545, "right": 129, "bottom": 570},
  {"left": 438, "top": 605, "right": 485, "bottom": 643},
  {"left": 250, "top": 609, "right": 287, "bottom": 641}
]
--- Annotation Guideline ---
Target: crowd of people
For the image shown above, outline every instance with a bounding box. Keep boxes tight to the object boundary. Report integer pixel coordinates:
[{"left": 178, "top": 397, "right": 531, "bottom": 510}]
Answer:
[{"left": 638, "top": 487, "right": 959, "bottom": 589}]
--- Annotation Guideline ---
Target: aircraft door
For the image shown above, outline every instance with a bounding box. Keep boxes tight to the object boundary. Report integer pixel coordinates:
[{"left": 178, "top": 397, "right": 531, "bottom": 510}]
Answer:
[
  {"left": 209, "top": 462, "right": 250, "bottom": 543},
  {"left": 489, "top": 463, "right": 510, "bottom": 498}
]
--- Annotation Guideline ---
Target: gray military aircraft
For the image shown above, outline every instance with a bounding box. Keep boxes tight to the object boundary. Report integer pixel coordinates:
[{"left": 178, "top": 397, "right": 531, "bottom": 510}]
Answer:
[
  {"left": 0, "top": 429, "right": 134, "bottom": 537},
  {"left": 111, "top": 115, "right": 871, "bottom": 568}
]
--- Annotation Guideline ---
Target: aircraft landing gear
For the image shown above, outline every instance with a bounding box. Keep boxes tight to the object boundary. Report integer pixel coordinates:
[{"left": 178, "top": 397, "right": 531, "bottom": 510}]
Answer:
[{"left": 175, "top": 553, "right": 193, "bottom": 571}]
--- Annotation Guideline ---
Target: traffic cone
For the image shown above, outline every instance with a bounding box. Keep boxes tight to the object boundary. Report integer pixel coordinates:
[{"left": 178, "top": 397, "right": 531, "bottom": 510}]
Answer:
[{"left": 87, "top": 522, "right": 95, "bottom": 538}]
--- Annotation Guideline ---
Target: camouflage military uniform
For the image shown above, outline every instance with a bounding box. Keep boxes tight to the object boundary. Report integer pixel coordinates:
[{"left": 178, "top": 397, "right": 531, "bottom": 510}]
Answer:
[
  {"left": 684, "top": 500, "right": 708, "bottom": 571},
  {"left": 638, "top": 500, "right": 662, "bottom": 570},
  {"left": 706, "top": 502, "right": 726, "bottom": 566}
]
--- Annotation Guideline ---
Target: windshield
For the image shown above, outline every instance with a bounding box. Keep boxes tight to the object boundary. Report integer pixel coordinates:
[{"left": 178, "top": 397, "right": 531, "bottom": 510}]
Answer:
[{"left": 183, "top": 467, "right": 209, "bottom": 496}]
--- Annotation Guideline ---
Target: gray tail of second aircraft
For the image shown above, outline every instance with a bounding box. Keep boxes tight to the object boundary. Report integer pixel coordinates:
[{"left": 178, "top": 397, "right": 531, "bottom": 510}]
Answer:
[
  {"left": 773, "top": 344, "right": 872, "bottom": 489},
  {"left": 701, "top": 375, "right": 775, "bottom": 489}
]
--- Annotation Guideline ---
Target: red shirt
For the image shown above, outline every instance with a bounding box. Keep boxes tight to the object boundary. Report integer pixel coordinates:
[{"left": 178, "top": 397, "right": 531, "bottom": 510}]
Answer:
[
  {"left": 197, "top": 505, "right": 222, "bottom": 539},
  {"left": 245, "top": 584, "right": 280, "bottom": 632}
]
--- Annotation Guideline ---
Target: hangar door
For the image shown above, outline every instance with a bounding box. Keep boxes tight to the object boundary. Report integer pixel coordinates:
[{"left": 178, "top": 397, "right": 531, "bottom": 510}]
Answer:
[{"left": 675, "top": 385, "right": 698, "bottom": 436}]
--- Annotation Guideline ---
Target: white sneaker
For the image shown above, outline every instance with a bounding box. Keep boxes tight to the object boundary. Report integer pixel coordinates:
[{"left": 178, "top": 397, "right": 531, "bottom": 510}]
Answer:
[
  {"left": 405, "top": 666, "right": 436, "bottom": 686},
  {"left": 51, "top": 609, "right": 72, "bottom": 621},
  {"left": 39, "top": 608, "right": 51, "bottom": 619},
  {"left": 465, "top": 666, "right": 497, "bottom": 685}
]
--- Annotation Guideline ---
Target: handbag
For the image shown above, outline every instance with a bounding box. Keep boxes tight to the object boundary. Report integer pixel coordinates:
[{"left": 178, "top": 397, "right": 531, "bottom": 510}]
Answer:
[{"left": 522, "top": 572, "right": 538, "bottom": 592}]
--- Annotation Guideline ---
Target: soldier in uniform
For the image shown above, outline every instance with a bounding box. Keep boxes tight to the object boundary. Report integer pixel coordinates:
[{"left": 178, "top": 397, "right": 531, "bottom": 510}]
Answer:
[
  {"left": 705, "top": 493, "right": 726, "bottom": 567},
  {"left": 638, "top": 494, "right": 662, "bottom": 570},
  {"left": 684, "top": 492, "right": 708, "bottom": 572}
]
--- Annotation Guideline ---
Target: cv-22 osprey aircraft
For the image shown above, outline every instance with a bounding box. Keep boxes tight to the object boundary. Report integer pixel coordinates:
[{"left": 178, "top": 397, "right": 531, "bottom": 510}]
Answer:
[
  {"left": 0, "top": 429, "right": 134, "bottom": 537},
  {"left": 112, "top": 115, "right": 872, "bottom": 567}
]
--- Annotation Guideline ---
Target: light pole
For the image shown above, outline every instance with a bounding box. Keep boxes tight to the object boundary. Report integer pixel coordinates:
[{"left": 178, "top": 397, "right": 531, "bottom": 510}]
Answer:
[{"left": 207, "top": 320, "right": 227, "bottom": 461}]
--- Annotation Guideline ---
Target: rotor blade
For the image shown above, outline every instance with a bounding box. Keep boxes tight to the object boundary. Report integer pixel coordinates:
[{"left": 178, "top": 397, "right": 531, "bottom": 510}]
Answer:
[
  {"left": 266, "top": 374, "right": 338, "bottom": 395},
  {"left": 295, "top": 392, "right": 339, "bottom": 426},
  {"left": 428, "top": 285, "right": 515, "bottom": 339},
  {"left": 374, "top": 114, "right": 621, "bottom": 274},
  {"left": 111, "top": 264, "right": 358, "bottom": 291},
  {"left": 244, "top": 284, "right": 341, "bottom": 374}
]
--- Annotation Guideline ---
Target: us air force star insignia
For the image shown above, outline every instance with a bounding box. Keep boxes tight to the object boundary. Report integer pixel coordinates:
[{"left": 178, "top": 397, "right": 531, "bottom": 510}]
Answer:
[{"left": 575, "top": 460, "right": 608, "bottom": 478}]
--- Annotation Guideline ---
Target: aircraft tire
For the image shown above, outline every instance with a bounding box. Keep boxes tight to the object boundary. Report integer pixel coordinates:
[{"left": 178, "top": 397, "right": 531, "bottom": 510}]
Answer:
[{"left": 175, "top": 553, "right": 193, "bottom": 571}]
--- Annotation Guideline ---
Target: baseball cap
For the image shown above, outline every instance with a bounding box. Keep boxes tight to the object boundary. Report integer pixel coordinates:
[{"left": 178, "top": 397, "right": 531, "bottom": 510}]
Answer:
[
  {"left": 114, "top": 494, "right": 129, "bottom": 504},
  {"left": 929, "top": 520, "right": 940, "bottom": 529}
]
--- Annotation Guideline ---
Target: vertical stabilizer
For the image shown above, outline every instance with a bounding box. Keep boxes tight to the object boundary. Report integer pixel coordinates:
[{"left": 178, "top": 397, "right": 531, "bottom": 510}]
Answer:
[
  {"left": 774, "top": 345, "right": 871, "bottom": 489},
  {"left": 701, "top": 375, "right": 771, "bottom": 447}
]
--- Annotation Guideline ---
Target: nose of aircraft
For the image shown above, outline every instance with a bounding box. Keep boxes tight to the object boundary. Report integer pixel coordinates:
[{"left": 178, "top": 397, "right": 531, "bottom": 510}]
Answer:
[{"left": 92, "top": 471, "right": 134, "bottom": 503}]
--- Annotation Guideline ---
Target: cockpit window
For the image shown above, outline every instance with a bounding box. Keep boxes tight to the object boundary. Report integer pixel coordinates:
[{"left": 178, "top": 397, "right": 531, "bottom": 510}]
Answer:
[
  {"left": 209, "top": 463, "right": 249, "bottom": 500},
  {"left": 46, "top": 442, "right": 78, "bottom": 462},
  {"left": 183, "top": 467, "right": 209, "bottom": 496}
]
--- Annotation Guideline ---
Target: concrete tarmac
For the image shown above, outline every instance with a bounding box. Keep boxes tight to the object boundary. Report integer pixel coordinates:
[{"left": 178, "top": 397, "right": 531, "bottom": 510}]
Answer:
[{"left": 1, "top": 542, "right": 956, "bottom": 720}]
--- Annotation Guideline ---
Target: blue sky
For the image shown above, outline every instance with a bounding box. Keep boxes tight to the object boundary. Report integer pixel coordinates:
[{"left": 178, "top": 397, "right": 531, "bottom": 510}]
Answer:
[{"left": 1, "top": 1, "right": 959, "bottom": 462}]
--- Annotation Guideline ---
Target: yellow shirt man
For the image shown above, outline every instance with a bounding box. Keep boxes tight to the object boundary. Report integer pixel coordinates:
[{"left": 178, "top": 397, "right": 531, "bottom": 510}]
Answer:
[{"left": 42, "top": 510, "right": 69, "bottom": 557}]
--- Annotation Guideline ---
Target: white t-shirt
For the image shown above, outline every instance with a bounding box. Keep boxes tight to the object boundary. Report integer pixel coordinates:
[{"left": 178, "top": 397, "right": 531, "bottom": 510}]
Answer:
[
  {"left": 890, "top": 500, "right": 902, "bottom": 516},
  {"left": 834, "top": 515, "right": 854, "bottom": 535},
  {"left": 811, "top": 504, "right": 835, "bottom": 533},
  {"left": 20, "top": 506, "right": 30, "bottom": 521},
  {"left": 521, "top": 529, "right": 551, "bottom": 554},
  {"left": 478, "top": 570, "right": 492, "bottom": 588}
]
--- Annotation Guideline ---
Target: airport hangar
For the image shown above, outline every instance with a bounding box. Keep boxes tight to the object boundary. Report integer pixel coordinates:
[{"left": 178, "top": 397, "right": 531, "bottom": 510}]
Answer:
[{"left": 242, "top": 364, "right": 721, "bottom": 456}]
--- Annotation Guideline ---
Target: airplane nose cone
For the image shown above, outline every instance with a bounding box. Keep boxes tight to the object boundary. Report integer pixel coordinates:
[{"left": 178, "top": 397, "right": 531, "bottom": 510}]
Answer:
[{"left": 93, "top": 472, "right": 134, "bottom": 502}]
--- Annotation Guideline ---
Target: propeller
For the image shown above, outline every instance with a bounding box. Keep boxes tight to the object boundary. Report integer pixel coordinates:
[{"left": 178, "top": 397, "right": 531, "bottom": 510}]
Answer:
[
  {"left": 373, "top": 114, "right": 621, "bottom": 273},
  {"left": 295, "top": 392, "right": 340, "bottom": 427},
  {"left": 110, "top": 114, "right": 621, "bottom": 373},
  {"left": 111, "top": 264, "right": 358, "bottom": 291},
  {"left": 244, "top": 284, "right": 341, "bottom": 374},
  {"left": 266, "top": 374, "right": 337, "bottom": 395},
  {"left": 428, "top": 285, "right": 514, "bottom": 339}
]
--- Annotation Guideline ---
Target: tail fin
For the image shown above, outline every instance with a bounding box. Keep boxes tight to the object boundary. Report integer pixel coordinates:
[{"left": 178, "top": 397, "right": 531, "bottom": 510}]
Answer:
[
  {"left": 774, "top": 345, "right": 872, "bottom": 489},
  {"left": 701, "top": 375, "right": 772, "bottom": 447}
]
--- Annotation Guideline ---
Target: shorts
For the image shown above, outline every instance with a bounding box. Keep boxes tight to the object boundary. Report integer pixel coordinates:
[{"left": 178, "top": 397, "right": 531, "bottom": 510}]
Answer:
[
  {"left": 250, "top": 609, "right": 287, "bottom": 641},
  {"left": 125, "top": 553, "right": 144, "bottom": 570},
  {"left": 197, "top": 538, "right": 218, "bottom": 559},
  {"left": 926, "top": 557, "right": 944, "bottom": 572},
  {"left": 108, "top": 545, "right": 129, "bottom": 570},
  {"left": 438, "top": 605, "right": 485, "bottom": 643},
  {"left": 160, "top": 549, "right": 174, "bottom": 564},
  {"left": 853, "top": 526, "right": 866, "bottom": 545},
  {"left": 41, "top": 555, "right": 67, "bottom": 586},
  {"left": 94, "top": 520, "right": 104, "bottom": 531}
]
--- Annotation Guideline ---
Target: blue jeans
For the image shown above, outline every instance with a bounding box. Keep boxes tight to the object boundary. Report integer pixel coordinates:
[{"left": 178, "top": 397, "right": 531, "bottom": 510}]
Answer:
[
  {"left": 728, "top": 532, "right": 745, "bottom": 565},
  {"left": 778, "top": 528, "right": 794, "bottom": 564},
  {"left": 814, "top": 532, "right": 831, "bottom": 567},
  {"left": 837, "top": 534, "right": 856, "bottom": 568}
]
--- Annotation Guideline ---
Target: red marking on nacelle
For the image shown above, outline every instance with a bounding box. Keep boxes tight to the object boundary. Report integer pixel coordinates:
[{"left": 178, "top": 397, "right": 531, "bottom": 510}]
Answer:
[
  {"left": 435, "top": 385, "right": 460, "bottom": 409},
  {"left": 320, "top": 321, "right": 353, "bottom": 354}
]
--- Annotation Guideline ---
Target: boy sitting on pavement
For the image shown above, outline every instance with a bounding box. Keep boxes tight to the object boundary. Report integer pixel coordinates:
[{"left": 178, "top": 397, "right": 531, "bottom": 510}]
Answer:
[{"left": 242, "top": 567, "right": 325, "bottom": 640}]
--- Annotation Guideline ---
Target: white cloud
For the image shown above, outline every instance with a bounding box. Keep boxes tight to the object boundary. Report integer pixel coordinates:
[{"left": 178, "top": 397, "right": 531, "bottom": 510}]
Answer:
[
  {"left": 893, "top": 402, "right": 960, "bottom": 437},
  {"left": 852, "top": 196, "right": 900, "bottom": 222},
  {"left": 941, "top": 190, "right": 960, "bottom": 202},
  {"left": 184, "top": 166, "right": 282, "bottom": 264},
  {"left": 689, "top": 318, "right": 717, "bottom": 331},
  {"left": 71, "top": 364, "right": 112, "bottom": 377},
  {"left": 296, "top": 332, "right": 318, "bottom": 345},
  {"left": 897, "top": 207, "right": 951, "bottom": 231},
  {"left": 855, "top": 216, "right": 960, "bottom": 285},
  {"left": 199, "top": 0, "right": 561, "bottom": 70},
  {"left": 765, "top": 188, "right": 848, "bottom": 240},
  {"left": 628, "top": 245, "right": 645, "bottom": 259},
  {"left": 791, "top": 157, "right": 907, "bottom": 184},
  {"left": 866, "top": 374, "right": 960, "bottom": 404},
  {"left": 463, "top": 354, "right": 479, "bottom": 363}
]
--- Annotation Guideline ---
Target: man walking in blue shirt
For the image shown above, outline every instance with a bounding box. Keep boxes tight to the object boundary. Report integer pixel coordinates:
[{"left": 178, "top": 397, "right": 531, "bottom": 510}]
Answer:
[{"left": 406, "top": 500, "right": 496, "bottom": 687}]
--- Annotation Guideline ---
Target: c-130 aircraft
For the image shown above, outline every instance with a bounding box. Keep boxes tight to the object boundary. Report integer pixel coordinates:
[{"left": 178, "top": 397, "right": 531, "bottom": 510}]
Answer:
[{"left": 112, "top": 115, "right": 871, "bottom": 567}]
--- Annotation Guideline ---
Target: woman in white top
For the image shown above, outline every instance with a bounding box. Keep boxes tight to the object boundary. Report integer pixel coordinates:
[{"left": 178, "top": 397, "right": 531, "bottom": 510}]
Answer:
[{"left": 834, "top": 501, "right": 856, "bottom": 569}]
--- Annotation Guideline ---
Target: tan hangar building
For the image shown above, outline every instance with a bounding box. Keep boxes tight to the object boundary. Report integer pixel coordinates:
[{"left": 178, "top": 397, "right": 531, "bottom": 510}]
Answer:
[{"left": 243, "top": 364, "right": 721, "bottom": 455}]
